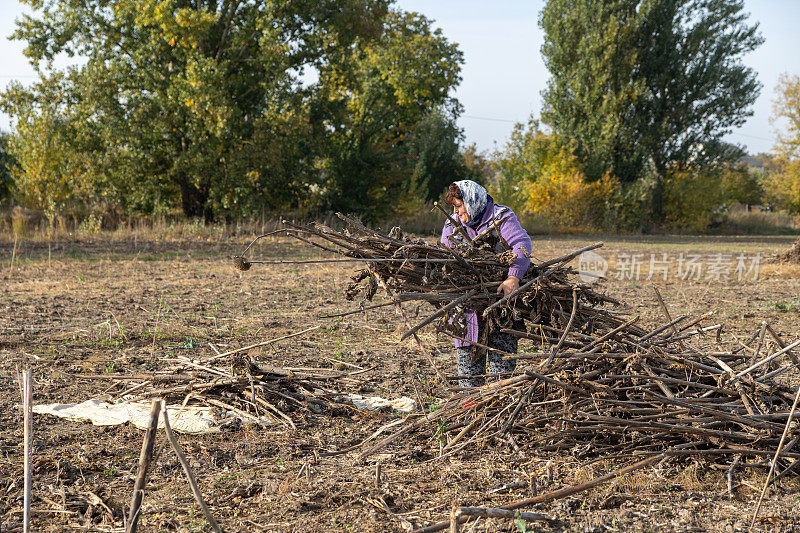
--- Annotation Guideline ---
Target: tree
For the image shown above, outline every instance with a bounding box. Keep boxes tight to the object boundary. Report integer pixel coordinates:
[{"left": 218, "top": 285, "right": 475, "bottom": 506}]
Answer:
[
  {"left": 773, "top": 73, "right": 800, "bottom": 160},
  {"left": 539, "top": 0, "right": 763, "bottom": 223},
  {"left": 8, "top": 106, "right": 91, "bottom": 223},
  {"left": 405, "top": 106, "right": 471, "bottom": 202},
  {"left": 721, "top": 163, "right": 763, "bottom": 207},
  {"left": 4, "top": 1, "right": 463, "bottom": 221},
  {"left": 0, "top": 132, "right": 15, "bottom": 205},
  {"left": 540, "top": 1, "right": 647, "bottom": 184},
  {"left": 490, "top": 118, "right": 621, "bottom": 229},
  {"left": 489, "top": 117, "right": 548, "bottom": 213},
  {"left": 764, "top": 75, "right": 800, "bottom": 213},
  {"left": 3, "top": 0, "right": 393, "bottom": 220},
  {"left": 318, "top": 10, "right": 464, "bottom": 218},
  {"left": 461, "top": 144, "right": 493, "bottom": 185}
]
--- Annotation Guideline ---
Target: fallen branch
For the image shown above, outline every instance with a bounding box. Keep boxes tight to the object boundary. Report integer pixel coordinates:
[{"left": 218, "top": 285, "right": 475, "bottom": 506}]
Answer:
[
  {"left": 413, "top": 454, "right": 662, "bottom": 533},
  {"left": 161, "top": 400, "right": 222, "bottom": 533},
  {"left": 126, "top": 400, "right": 161, "bottom": 533}
]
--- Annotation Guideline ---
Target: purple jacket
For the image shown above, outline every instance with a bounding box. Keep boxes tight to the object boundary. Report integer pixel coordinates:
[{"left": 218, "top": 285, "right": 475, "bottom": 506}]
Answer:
[{"left": 440, "top": 201, "right": 532, "bottom": 348}]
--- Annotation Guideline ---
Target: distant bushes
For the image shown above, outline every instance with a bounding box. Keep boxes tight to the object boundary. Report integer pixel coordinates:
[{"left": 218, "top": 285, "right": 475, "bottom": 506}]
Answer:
[
  {"left": 764, "top": 159, "right": 800, "bottom": 214},
  {"left": 661, "top": 167, "right": 726, "bottom": 232},
  {"left": 486, "top": 117, "right": 798, "bottom": 234},
  {"left": 489, "top": 120, "right": 642, "bottom": 232}
]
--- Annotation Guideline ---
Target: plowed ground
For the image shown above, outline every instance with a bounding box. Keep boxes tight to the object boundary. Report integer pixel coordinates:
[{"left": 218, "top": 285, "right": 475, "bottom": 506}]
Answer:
[{"left": 2, "top": 232, "right": 800, "bottom": 532}]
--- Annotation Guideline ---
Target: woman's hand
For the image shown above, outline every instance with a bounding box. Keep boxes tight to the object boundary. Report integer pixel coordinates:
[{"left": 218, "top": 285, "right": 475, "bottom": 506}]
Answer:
[{"left": 497, "top": 275, "right": 521, "bottom": 297}]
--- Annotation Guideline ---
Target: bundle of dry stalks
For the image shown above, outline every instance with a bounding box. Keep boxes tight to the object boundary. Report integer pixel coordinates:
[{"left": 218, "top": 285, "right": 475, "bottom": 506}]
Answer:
[
  {"left": 235, "top": 213, "right": 633, "bottom": 350},
  {"left": 772, "top": 237, "right": 800, "bottom": 264},
  {"left": 234, "top": 214, "right": 800, "bottom": 479},
  {"left": 84, "top": 344, "right": 366, "bottom": 430}
]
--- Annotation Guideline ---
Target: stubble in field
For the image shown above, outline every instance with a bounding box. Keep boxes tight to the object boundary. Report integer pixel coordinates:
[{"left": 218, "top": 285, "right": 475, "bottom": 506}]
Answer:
[{"left": 1, "top": 232, "right": 799, "bottom": 532}]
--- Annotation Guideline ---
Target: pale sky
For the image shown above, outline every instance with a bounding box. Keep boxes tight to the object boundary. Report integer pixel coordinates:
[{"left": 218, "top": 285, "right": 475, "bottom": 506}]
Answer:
[{"left": 2, "top": 0, "right": 799, "bottom": 155}]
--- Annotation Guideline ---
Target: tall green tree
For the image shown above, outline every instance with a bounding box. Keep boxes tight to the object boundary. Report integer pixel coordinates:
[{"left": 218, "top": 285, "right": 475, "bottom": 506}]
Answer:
[
  {"left": 0, "top": 132, "right": 15, "bottom": 204},
  {"left": 4, "top": 1, "right": 463, "bottom": 220},
  {"left": 317, "top": 9, "right": 463, "bottom": 217},
  {"left": 540, "top": 0, "right": 763, "bottom": 222},
  {"left": 405, "top": 106, "right": 472, "bottom": 202},
  {"left": 2, "top": 0, "right": 393, "bottom": 219}
]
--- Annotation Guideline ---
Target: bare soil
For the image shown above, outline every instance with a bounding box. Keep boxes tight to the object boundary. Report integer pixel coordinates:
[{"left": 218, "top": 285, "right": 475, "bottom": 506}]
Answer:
[{"left": 2, "top": 232, "right": 800, "bottom": 532}]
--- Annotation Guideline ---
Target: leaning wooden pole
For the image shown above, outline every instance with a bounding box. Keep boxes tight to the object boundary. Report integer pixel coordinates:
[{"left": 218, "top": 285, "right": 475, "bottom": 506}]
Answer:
[
  {"left": 126, "top": 400, "right": 161, "bottom": 533},
  {"left": 161, "top": 401, "right": 222, "bottom": 533}
]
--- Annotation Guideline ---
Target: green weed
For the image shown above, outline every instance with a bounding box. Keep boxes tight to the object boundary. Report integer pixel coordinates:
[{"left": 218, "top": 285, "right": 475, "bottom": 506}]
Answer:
[
  {"left": 515, "top": 513, "right": 528, "bottom": 533},
  {"left": 772, "top": 299, "right": 800, "bottom": 312}
]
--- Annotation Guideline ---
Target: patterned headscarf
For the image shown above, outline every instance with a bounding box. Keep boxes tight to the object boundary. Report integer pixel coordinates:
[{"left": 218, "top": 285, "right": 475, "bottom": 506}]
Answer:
[{"left": 454, "top": 180, "right": 489, "bottom": 228}]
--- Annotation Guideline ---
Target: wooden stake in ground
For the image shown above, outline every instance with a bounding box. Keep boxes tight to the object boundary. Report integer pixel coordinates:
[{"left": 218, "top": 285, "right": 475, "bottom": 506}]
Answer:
[
  {"left": 449, "top": 506, "right": 460, "bottom": 533},
  {"left": 8, "top": 233, "right": 19, "bottom": 278},
  {"left": 126, "top": 400, "right": 161, "bottom": 533},
  {"left": 160, "top": 400, "right": 222, "bottom": 533},
  {"left": 22, "top": 368, "right": 32, "bottom": 533}
]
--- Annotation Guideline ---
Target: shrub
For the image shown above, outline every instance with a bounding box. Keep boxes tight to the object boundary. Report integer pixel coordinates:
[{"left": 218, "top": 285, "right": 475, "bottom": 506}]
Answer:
[
  {"left": 525, "top": 164, "right": 620, "bottom": 230},
  {"left": 764, "top": 159, "right": 800, "bottom": 213},
  {"left": 490, "top": 119, "right": 622, "bottom": 231},
  {"left": 721, "top": 163, "right": 763, "bottom": 206},
  {"left": 662, "top": 167, "right": 726, "bottom": 231},
  {"left": 9, "top": 112, "right": 94, "bottom": 224}
]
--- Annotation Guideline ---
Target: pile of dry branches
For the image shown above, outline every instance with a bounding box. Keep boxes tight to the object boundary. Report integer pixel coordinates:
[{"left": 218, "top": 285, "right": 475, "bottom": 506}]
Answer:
[
  {"left": 240, "top": 214, "right": 800, "bottom": 476},
  {"left": 236, "top": 213, "right": 631, "bottom": 351},
  {"left": 86, "top": 331, "right": 365, "bottom": 430},
  {"left": 362, "top": 324, "right": 800, "bottom": 467},
  {"left": 229, "top": 214, "right": 800, "bottom": 485},
  {"left": 772, "top": 237, "right": 800, "bottom": 264}
]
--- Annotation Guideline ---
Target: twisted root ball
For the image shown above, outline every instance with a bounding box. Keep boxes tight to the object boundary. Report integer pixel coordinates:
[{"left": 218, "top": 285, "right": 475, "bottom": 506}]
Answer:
[{"left": 233, "top": 256, "right": 251, "bottom": 271}]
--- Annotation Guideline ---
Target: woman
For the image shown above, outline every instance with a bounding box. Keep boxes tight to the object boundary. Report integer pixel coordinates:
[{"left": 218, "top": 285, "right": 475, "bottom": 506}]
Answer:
[{"left": 441, "top": 180, "right": 532, "bottom": 388}]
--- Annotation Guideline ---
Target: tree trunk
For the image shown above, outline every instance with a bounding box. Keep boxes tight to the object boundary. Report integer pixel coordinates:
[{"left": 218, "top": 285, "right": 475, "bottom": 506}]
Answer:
[
  {"left": 178, "top": 179, "right": 213, "bottom": 222},
  {"left": 650, "top": 160, "right": 666, "bottom": 229}
]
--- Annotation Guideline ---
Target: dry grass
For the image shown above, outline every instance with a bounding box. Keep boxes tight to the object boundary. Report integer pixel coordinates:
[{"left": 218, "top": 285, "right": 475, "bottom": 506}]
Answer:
[{"left": 717, "top": 206, "right": 800, "bottom": 235}]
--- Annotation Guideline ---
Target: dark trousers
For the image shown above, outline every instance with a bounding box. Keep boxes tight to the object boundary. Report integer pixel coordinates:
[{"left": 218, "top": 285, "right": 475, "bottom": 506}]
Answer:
[{"left": 455, "top": 323, "right": 518, "bottom": 388}]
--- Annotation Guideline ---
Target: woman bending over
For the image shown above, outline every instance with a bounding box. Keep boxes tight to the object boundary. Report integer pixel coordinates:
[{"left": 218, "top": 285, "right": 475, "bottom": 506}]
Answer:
[{"left": 440, "top": 180, "right": 532, "bottom": 388}]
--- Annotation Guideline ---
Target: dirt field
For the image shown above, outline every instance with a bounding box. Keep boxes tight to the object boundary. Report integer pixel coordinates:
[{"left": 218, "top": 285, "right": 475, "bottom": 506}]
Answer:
[{"left": 2, "top": 230, "right": 800, "bottom": 532}]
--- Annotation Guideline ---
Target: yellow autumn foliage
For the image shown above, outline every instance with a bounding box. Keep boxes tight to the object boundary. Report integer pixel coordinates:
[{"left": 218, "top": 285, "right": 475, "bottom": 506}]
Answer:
[
  {"left": 10, "top": 112, "right": 97, "bottom": 222},
  {"left": 764, "top": 158, "right": 800, "bottom": 214},
  {"left": 662, "top": 167, "right": 726, "bottom": 231},
  {"left": 525, "top": 170, "right": 620, "bottom": 230},
  {"left": 514, "top": 137, "right": 620, "bottom": 230}
]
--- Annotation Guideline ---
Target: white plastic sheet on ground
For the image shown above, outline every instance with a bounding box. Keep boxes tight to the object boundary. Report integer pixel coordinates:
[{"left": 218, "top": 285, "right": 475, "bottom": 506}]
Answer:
[
  {"left": 346, "top": 394, "right": 416, "bottom": 413},
  {"left": 33, "top": 399, "right": 226, "bottom": 434},
  {"left": 33, "top": 394, "right": 417, "bottom": 433}
]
